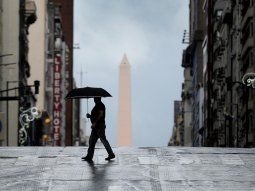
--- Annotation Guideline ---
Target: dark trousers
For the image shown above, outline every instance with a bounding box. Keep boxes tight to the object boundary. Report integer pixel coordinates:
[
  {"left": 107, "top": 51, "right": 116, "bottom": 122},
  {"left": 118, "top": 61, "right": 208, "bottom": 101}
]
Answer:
[{"left": 86, "top": 126, "right": 114, "bottom": 159}]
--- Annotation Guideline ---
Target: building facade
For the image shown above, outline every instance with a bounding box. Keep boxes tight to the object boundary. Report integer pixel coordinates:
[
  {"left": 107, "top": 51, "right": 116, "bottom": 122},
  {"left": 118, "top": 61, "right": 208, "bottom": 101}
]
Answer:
[
  {"left": 203, "top": 0, "right": 255, "bottom": 147},
  {"left": 168, "top": 100, "right": 184, "bottom": 146},
  {"left": 0, "top": 0, "right": 20, "bottom": 146},
  {"left": 28, "top": 0, "right": 46, "bottom": 111},
  {"left": 179, "top": 0, "right": 206, "bottom": 147},
  {"left": 190, "top": 0, "right": 205, "bottom": 147},
  {"left": 43, "top": 0, "right": 77, "bottom": 146},
  {"left": 175, "top": 0, "right": 255, "bottom": 148},
  {"left": 239, "top": 0, "right": 255, "bottom": 147},
  {"left": 44, "top": 0, "right": 77, "bottom": 146},
  {"left": 0, "top": 0, "right": 78, "bottom": 146},
  {"left": 0, "top": 0, "right": 37, "bottom": 146}
]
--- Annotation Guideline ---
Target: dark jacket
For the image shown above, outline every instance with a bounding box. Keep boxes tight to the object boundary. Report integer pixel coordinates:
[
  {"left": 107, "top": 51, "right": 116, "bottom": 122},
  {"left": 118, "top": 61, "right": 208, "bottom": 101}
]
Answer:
[{"left": 90, "top": 102, "right": 105, "bottom": 127}]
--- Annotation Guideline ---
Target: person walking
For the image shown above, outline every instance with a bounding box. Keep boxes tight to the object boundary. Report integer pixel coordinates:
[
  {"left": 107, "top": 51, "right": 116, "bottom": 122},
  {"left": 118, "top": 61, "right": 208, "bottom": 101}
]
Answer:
[{"left": 82, "top": 97, "right": 115, "bottom": 163}]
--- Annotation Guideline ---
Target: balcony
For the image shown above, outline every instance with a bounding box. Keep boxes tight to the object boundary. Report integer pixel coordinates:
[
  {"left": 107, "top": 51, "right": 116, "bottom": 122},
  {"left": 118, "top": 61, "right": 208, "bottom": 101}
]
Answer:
[{"left": 181, "top": 44, "right": 193, "bottom": 68}]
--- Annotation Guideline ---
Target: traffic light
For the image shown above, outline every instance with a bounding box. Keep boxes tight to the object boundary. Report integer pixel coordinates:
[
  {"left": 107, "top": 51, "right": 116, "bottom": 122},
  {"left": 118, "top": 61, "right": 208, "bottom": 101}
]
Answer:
[{"left": 34, "top": 80, "right": 40, "bottom": 94}]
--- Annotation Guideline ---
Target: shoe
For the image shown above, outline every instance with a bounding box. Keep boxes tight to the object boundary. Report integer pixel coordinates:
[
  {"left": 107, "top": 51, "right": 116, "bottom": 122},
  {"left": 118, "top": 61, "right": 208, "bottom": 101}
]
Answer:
[
  {"left": 81, "top": 156, "right": 93, "bottom": 163},
  {"left": 105, "top": 153, "right": 115, "bottom": 161}
]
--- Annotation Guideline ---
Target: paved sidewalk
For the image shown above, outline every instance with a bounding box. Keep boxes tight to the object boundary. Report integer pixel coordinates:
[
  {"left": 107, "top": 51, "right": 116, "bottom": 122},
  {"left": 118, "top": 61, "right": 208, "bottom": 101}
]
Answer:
[{"left": 0, "top": 147, "right": 255, "bottom": 191}]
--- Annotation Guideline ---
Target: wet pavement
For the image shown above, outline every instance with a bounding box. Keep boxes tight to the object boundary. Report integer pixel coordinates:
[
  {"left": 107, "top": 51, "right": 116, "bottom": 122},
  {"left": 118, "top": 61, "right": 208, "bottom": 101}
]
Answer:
[{"left": 0, "top": 146, "right": 255, "bottom": 191}]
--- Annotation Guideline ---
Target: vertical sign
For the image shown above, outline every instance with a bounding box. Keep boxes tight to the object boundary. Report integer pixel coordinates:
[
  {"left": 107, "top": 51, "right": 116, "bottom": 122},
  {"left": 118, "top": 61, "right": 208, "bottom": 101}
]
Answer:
[{"left": 53, "top": 54, "right": 62, "bottom": 146}]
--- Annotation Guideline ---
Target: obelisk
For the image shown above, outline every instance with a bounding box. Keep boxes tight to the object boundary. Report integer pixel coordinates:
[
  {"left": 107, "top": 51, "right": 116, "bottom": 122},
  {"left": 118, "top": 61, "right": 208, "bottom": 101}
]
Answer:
[{"left": 117, "top": 54, "right": 132, "bottom": 146}]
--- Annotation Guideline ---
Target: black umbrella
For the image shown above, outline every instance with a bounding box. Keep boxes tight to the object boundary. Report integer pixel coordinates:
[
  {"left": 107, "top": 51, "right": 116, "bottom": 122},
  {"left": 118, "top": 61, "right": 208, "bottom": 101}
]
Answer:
[
  {"left": 65, "top": 86, "right": 112, "bottom": 99},
  {"left": 65, "top": 86, "right": 112, "bottom": 113}
]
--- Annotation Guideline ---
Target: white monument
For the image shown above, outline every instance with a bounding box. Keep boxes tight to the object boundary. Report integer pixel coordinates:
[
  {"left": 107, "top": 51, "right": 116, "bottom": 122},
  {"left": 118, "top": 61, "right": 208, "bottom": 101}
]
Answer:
[{"left": 117, "top": 54, "right": 132, "bottom": 146}]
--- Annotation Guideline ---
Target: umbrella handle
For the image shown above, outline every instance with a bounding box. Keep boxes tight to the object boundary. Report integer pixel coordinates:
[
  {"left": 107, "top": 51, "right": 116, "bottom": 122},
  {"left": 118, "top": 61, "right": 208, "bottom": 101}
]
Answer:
[{"left": 87, "top": 99, "right": 89, "bottom": 114}]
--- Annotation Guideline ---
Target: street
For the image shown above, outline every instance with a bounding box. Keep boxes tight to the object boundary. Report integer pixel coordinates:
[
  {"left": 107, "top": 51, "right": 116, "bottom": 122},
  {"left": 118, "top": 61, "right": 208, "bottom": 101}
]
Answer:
[{"left": 0, "top": 147, "right": 255, "bottom": 191}]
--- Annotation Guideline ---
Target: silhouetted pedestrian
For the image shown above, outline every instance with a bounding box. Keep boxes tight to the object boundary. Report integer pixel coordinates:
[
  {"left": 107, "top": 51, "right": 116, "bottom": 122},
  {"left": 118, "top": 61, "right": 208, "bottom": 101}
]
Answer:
[{"left": 82, "top": 97, "right": 115, "bottom": 163}]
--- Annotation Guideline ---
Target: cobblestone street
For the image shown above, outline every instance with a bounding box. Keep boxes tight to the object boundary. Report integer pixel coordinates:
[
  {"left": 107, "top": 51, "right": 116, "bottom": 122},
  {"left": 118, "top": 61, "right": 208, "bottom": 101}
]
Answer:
[{"left": 0, "top": 147, "right": 255, "bottom": 191}]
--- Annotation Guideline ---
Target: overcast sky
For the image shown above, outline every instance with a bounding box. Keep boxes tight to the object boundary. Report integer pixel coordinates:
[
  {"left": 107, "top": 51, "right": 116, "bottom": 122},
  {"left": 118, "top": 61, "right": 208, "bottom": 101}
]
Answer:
[{"left": 74, "top": 0, "right": 189, "bottom": 147}]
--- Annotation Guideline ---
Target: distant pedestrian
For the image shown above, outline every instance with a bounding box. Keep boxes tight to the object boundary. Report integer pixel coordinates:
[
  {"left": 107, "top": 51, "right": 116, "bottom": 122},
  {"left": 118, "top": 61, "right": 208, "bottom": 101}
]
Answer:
[{"left": 82, "top": 97, "right": 115, "bottom": 163}]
